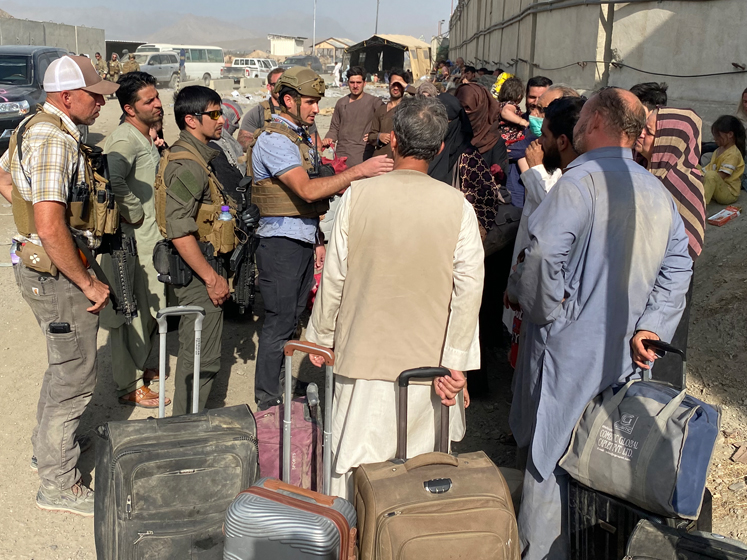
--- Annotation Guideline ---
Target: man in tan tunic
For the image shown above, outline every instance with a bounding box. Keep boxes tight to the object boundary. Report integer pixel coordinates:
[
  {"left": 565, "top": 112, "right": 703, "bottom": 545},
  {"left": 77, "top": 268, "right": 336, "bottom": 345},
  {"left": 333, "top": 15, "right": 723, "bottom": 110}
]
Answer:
[{"left": 306, "top": 96, "right": 485, "bottom": 500}]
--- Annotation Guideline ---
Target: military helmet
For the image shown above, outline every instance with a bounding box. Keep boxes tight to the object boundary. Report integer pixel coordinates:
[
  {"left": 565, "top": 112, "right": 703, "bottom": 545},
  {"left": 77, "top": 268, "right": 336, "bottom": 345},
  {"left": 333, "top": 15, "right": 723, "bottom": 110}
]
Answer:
[{"left": 273, "top": 66, "right": 325, "bottom": 98}]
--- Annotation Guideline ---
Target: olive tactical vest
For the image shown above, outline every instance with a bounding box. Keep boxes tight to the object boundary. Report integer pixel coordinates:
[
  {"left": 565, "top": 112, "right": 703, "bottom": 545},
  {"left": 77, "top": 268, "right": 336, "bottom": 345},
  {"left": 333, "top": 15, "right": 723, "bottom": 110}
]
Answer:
[
  {"left": 154, "top": 139, "right": 239, "bottom": 254},
  {"left": 249, "top": 121, "right": 329, "bottom": 218}
]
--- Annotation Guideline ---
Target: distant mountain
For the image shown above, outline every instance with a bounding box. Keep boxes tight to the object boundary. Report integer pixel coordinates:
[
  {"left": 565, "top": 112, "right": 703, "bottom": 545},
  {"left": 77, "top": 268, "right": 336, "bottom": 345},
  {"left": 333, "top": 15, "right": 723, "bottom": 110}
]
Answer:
[{"left": 146, "top": 14, "right": 259, "bottom": 45}]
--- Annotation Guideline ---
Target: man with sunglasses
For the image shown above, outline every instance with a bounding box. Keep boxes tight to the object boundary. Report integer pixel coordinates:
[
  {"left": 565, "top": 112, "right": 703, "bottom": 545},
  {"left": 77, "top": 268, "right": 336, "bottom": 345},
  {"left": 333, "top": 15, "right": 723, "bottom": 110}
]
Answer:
[
  {"left": 251, "top": 66, "right": 393, "bottom": 411},
  {"left": 158, "top": 85, "right": 241, "bottom": 416}
]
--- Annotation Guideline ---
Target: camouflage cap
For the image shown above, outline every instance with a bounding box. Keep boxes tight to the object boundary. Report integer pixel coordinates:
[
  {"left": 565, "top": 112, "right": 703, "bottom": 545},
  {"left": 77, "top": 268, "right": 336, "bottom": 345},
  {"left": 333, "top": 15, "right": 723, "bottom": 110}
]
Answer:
[{"left": 273, "top": 66, "right": 325, "bottom": 98}]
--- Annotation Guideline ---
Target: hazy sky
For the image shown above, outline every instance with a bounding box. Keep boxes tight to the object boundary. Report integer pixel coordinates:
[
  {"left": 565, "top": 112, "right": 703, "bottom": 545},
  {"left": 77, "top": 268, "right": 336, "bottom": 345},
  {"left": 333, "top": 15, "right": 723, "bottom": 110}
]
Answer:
[{"left": 6, "top": 0, "right": 451, "bottom": 41}]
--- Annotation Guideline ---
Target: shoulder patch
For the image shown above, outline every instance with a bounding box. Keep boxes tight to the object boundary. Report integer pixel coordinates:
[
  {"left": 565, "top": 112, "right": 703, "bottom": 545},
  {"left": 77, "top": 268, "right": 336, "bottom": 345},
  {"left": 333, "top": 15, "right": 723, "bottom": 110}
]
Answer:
[{"left": 169, "top": 166, "right": 203, "bottom": 202}]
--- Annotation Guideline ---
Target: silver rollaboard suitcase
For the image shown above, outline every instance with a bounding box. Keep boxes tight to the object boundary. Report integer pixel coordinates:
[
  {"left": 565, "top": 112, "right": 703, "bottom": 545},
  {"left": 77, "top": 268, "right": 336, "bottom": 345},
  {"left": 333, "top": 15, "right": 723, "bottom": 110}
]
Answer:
[
  {"left": 223, "top": 340, "right": 357, "bottom": 560},
  {"left": 95, "top": 306, "right": 259, "bottom": 559}
]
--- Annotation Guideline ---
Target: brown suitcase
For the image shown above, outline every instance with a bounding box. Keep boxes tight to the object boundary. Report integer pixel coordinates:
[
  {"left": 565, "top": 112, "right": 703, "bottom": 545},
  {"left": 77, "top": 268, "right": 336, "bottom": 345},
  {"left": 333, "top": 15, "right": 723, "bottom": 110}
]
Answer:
[{"left": 353, "top": 367, "right": 520, "bottom": 560}]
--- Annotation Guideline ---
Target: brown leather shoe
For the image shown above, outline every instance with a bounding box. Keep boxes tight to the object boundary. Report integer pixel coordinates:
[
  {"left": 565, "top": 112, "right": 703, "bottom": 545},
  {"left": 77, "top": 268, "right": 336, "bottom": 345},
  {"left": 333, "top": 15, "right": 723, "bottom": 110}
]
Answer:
[
  {"left": 142, "top": 367, "right": 169, "bottom": 383},
  {"left": 118, "top": 385, "right": 170, "bottom": 408}
]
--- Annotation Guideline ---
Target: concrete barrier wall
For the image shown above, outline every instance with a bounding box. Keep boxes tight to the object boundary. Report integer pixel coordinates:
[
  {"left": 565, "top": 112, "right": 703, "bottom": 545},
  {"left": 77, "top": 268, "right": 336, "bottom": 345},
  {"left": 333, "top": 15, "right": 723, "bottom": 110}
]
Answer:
[
  {"left": 0, "top": 19, "right": 105, "bottom": 58},
  {"left": 449, "top": 0, "right": 747, "bottom": 106}
]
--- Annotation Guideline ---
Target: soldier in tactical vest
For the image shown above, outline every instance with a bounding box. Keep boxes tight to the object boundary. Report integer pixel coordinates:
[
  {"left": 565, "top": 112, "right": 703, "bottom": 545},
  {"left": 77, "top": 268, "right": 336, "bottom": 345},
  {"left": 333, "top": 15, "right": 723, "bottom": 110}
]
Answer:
[
  {"left": 108, "top": 53, "right": 121, "bottom": 83},
  {"left": 238, "top": 67, "right": 284, "bottom": 151},
  {"left": 251, "top": 66, "right": 393, "bottom": 410},
  {"left": 0, "top": 56, "right": 119, "bottom": 516},
  {"left": 155, "top": 85, "right": 259, "bottom": 415},
  {"left": 121, "top": 53, "right": 141, "bottom": 75},
  {"left": 94, "top": 51, "right": 108, "bottom": 78}
]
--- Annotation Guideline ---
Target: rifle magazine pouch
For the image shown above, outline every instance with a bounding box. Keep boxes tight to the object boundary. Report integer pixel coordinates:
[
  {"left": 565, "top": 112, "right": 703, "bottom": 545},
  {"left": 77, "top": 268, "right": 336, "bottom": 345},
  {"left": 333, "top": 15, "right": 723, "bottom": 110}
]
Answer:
[
  {"left": 93, "top": 177, "right": 119, "bottom": 237},
  {"left": 68, "top": 199, "right": 92, "bottom": 232},
  {"left": 17, "top": 242, "right": 57, "bottom": 275},
  {"left": 559, "top": 380, "right": 720, "bottom": 520}
]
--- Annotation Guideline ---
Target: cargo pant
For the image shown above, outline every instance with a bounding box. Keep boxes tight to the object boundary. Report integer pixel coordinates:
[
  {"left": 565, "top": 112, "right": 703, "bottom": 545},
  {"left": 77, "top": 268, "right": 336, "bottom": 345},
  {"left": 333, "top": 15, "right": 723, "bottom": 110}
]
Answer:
[
  {"left": 172, "top": 275, "right": 223, "bottom": 416},
  {"left": 14, "top": 263, "right": 99, "bottom": 491}
]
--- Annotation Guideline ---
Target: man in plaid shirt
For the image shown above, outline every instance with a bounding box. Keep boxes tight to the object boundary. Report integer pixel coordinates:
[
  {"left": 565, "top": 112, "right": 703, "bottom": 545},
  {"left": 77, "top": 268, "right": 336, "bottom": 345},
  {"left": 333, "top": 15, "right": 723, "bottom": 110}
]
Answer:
[{"left": 0, "top": 56, "right": 117, "bottom": 516}]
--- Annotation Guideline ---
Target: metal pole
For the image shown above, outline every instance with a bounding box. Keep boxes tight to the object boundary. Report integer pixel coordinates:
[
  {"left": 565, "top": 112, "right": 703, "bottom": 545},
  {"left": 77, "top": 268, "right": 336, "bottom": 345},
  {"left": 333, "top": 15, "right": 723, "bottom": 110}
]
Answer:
[
  {"left": 282, "top": 354, "right": 293, "bottom": 483},
  {"left": 312, "top": 0, "right": 317, "bottom": 56},
  {"left": 375, "top": 0, "right": 380, "bottom": 34}
]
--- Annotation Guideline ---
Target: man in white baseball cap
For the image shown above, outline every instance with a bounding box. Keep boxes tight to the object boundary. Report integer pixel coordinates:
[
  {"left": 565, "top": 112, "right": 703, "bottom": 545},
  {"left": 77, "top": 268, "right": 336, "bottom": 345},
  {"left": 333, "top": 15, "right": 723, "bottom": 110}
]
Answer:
[{"left": 0, "top": 56, "right": 118, "bottom": 516}]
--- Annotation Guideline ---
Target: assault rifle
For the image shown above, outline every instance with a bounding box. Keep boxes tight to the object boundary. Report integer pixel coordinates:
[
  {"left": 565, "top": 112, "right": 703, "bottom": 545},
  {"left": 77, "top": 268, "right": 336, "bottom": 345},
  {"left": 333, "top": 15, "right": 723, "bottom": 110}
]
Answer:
[
  {"left": 79, "top": 145, "right": 138, "bottom": 324},
  {"left": 230, "top": 177, "right": 257, "bottom": 315}
]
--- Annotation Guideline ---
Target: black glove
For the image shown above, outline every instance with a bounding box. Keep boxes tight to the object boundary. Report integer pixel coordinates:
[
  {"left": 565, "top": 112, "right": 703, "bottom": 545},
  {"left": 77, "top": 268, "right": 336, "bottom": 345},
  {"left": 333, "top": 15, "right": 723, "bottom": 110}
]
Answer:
[{"left": 241, "top": 204, "right": 260, "bottom": 229}]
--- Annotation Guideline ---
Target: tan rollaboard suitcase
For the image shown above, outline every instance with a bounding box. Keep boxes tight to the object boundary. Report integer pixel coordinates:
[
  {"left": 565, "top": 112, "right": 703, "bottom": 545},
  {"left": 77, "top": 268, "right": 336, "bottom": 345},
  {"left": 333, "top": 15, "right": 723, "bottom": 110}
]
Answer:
[{"left": 354, "top": 366, "right": 520, "bottom": 560}]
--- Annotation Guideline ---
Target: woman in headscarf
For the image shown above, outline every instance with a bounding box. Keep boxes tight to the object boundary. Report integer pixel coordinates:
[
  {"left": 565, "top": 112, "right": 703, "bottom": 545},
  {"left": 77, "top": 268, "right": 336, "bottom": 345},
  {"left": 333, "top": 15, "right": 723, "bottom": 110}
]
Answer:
[
  {"left": 635, "top": 107, "right": 705, "bottom": 260},
  {"left": 635, "top": 106, "right": 704, "bottom": 388},
  {"left": 429, "top": 93, "right": 508, "bottom": 238},
  {"left": 454, "top": 82, "right": 508, "bottom": 178},
  {"left": 432, "top": 93, "right": 513, "bottom": 396}
]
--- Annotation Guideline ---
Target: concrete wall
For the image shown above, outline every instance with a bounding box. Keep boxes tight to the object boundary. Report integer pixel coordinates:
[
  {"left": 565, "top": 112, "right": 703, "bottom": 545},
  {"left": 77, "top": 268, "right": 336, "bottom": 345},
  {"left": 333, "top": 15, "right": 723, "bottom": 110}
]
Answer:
[
  {"left": 0, "top": 19, "right": 105, "bottom": 58},
  {"left": 449, "top": 0, "right": 747, "bottom": 108}
]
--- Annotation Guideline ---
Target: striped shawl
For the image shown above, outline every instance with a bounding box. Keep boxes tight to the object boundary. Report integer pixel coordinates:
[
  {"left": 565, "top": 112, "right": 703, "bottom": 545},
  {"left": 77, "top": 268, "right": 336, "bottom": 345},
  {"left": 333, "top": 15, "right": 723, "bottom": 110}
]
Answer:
[{"left": 648, "top": 107, "right": 706, "bottom": 259}]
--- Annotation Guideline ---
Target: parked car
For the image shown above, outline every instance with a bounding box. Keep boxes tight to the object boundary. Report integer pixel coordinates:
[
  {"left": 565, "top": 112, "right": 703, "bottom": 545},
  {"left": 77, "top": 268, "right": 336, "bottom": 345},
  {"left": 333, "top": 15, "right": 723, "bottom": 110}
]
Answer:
[
  {"left": 221, "top": 57, "right": 274, "bottom": 83},
  {"left": 0, "top": 45, "right": 70, "bottom": 154},
  {"left": 133, "top": 51, "right": 180, "bottom": 88},
  {"left": 279, "top": 55, "right": 324, "bottom": 73}
]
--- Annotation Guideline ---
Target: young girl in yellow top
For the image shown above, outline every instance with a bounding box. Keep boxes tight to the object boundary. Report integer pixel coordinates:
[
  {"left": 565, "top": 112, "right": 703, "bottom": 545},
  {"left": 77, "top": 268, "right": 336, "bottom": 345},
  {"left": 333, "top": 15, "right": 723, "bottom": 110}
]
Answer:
[{"left": 704, "top": 115, "right": 745, "bottom": 204}]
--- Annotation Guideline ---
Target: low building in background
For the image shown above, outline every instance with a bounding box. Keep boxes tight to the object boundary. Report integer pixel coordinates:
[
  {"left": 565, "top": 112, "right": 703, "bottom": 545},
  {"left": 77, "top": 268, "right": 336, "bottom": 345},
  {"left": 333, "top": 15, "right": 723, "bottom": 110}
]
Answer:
[
  {"left": 313, "top": 37, "right": 355, "bottom": 68},
  {"left": 268, "top": 34, "right": 306, "bottom": 57}
]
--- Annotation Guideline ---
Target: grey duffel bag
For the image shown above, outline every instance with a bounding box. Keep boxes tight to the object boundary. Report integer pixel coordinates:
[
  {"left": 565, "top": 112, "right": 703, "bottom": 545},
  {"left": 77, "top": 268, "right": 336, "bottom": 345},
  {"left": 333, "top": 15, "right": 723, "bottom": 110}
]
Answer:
[{"left": 559, "top": 377, "right": 719, "bottom": 520}]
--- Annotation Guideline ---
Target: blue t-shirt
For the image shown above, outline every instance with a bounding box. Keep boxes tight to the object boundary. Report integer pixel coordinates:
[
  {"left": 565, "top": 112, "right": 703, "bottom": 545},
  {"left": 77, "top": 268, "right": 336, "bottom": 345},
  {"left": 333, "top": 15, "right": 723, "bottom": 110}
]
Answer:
[
  {"left": 505, "top": 131, "right": 537, "bottom": 209},
  {"left": 252, "top": 115, "right": 319, "bottom": 244}
]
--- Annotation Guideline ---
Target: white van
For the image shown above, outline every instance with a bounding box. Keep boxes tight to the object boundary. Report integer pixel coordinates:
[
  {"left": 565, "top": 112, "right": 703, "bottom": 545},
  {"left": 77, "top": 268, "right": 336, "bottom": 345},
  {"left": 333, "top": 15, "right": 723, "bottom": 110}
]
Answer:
[{"left": 136, "top": 44, "right": 224, "bottom": 85}]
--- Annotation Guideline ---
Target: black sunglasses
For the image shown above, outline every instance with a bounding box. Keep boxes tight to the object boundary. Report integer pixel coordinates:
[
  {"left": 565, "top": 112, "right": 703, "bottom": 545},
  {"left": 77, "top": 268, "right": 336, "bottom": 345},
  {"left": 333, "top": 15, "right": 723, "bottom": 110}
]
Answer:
[
  {"left": 193, "top": 110, "right": 223, "bottom": 120},
  {"left": 268, "top": 81, "right": 278, "bottom": 87}
]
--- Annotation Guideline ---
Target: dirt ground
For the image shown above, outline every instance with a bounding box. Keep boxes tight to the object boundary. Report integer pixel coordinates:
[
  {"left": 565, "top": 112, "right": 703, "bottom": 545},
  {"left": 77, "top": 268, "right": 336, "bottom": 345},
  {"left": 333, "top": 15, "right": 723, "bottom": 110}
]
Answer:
[{"left": 0, "top": 84, "right": 744, "bottom": 558}]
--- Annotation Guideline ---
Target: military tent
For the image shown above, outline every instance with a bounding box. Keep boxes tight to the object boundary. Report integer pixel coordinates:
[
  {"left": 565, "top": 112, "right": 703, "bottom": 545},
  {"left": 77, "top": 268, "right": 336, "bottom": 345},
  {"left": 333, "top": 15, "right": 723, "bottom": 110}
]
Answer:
[{"left": 344, "top": 34, "right": 431, "bottom": 82}]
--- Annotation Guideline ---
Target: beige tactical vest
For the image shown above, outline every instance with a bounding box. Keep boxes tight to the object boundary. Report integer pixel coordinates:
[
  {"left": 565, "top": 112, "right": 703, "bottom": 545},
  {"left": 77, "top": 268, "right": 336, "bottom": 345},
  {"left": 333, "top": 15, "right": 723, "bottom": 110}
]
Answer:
[
  {"left": 154, "top": 139, "right": 239, "bottom": 254},
  {"left": 249, "top": 121, "right": 329, "bottom": 218},
  {"left": 8, "top": 109, "right": 119, "bottom": 273}
]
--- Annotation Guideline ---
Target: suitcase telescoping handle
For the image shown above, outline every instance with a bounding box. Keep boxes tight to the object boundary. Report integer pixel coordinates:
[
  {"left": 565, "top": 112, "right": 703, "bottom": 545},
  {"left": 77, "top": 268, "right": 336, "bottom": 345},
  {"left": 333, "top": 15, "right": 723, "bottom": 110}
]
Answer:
[
  {"left": 156, "top": 306, "right": 206, "bottom": 418},
  {"left": 396, "top": 367, "right": 451, "bottom": 462},
  {"left": 283, "top": 341, "right": 335, "bottom": 495},
  {"left": 642, "top": 339, "right": 685, "bottom": 382}
]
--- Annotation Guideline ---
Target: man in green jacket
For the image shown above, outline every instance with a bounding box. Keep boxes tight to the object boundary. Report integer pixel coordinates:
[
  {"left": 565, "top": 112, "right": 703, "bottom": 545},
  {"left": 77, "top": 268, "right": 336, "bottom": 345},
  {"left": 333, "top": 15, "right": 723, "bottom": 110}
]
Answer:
[{"left": 160, "top": 86, "right": 242, "bottom": 415}]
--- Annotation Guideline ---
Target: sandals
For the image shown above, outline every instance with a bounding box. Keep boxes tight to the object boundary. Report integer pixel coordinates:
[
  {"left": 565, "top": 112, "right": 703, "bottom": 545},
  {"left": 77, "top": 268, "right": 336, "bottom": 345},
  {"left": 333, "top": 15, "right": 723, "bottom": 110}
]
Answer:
[{"left": 118, "top": 385, "right": 170, "bottom": 408}]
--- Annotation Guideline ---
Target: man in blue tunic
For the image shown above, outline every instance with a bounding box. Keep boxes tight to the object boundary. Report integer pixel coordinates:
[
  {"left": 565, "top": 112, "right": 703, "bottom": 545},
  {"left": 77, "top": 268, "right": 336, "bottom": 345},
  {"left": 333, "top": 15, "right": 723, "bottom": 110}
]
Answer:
[{"left": 509, "top": 87, "right": 693, "bottom": 559}]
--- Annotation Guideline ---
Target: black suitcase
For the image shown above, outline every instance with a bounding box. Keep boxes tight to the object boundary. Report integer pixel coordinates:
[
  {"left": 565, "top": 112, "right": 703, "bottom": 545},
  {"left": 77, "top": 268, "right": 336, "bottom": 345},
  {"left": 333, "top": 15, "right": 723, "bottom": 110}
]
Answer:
[
  {"left": 568, "top": 478, "right": 712, "bottom": 560},
  {"left": 94, "top": 306, "right": 259, "bottom": 559},
  {"left": 626, "top": 519, "right": 747, "bottom": 559}
]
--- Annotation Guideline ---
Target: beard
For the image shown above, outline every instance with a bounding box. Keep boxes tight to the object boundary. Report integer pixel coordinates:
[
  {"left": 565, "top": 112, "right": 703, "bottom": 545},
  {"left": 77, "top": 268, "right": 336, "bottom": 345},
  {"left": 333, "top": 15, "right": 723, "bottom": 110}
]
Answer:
[
  {"left": 135, "top": 108, "right": 163, "bottom": 129},
  {"left": 542, "top": 143, "right": 562, "bottom": 174}
]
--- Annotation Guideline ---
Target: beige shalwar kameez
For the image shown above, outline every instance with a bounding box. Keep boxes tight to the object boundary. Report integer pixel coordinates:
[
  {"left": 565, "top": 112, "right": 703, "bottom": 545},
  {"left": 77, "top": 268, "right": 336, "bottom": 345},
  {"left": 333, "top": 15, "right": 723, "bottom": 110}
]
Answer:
[{"left": 305, "top": 172, "right": 484, "bottom": 499}]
